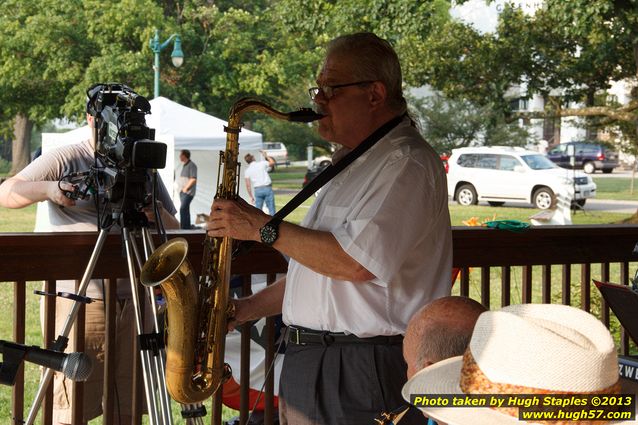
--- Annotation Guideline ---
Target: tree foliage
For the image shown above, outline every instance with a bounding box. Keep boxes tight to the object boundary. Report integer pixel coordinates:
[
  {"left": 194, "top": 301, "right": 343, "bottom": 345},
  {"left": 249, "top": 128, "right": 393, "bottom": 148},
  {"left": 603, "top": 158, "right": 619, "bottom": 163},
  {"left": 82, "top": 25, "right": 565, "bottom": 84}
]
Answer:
[
  {"left": 414, "top": 93, "right": 531, "bottom": 154},
  {"left": 425, "top": 1, "right": 638, "bottom": 139},
  {"left": 3, "top": 0, "right": 638, "bottom": 174},
  {"left": 0, "top": 0, "right": 456, "bottom": 172}
]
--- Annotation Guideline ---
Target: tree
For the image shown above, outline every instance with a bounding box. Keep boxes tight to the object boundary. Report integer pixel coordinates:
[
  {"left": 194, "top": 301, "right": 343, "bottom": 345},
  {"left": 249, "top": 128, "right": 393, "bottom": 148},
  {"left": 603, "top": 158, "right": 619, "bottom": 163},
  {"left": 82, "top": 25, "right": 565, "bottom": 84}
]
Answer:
[
  {"left": 413, "top": 93, "right": 531, "bottom": 154},
  {"left": 1, "top": 0, "right": 460, "bottom": 167},
  {"left": 229, "top": 0, "right": 453, "bottom": 156},
  {"left": 0, "top": 0, "right": 169, "bottom": 175},
  {"left": 0, "top": 0, "right": 92, "bottom": 174},
  {"left": 424, "top": 0, "right": 638, "bottom": 219},
  {"left": 423, "top": 1, "right": 638, "bottom": 135}
]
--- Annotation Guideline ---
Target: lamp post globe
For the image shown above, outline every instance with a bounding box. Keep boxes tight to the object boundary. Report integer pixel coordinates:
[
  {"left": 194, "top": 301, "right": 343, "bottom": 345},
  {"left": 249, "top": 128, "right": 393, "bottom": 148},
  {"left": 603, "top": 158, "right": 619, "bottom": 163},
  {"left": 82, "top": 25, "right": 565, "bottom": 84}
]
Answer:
[{"left": 149, "top": 29, "right": 184, "bottom": 98}]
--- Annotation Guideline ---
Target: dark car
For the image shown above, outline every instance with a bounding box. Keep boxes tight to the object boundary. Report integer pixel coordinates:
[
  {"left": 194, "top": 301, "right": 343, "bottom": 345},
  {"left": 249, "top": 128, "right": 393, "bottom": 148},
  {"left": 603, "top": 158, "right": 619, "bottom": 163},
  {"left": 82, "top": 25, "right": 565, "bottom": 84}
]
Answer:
[
  {"left": 546, "top": 141, "right": 619, "bottom": 174},
  {"left": 302, "top": 164, "right": 330, "bottom": 197},
  {"left": 302, "top": 164, "right": 329, "bottom": 188}
]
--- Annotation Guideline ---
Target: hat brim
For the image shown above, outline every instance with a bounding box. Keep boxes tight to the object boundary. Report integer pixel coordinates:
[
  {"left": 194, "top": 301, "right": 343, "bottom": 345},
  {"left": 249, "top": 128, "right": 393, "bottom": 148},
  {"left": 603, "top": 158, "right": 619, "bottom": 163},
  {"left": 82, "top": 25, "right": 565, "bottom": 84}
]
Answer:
[{"left": 402, "top": 357, "right": 637, "bottom": 425}]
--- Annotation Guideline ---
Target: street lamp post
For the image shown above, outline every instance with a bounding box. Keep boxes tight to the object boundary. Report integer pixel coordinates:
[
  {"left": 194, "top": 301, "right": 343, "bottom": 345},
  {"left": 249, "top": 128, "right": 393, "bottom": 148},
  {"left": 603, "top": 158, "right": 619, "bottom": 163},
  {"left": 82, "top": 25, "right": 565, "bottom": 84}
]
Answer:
[{"left": 149, "top": 28, "right": 184, "bottom": 98}]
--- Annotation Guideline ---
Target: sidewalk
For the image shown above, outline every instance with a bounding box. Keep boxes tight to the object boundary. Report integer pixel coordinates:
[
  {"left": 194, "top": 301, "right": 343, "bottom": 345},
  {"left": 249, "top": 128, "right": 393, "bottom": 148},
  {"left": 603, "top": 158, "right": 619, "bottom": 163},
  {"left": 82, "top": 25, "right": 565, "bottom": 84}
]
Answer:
[{"left": 585, "top": 199, "right": 638, "bottom": 214}]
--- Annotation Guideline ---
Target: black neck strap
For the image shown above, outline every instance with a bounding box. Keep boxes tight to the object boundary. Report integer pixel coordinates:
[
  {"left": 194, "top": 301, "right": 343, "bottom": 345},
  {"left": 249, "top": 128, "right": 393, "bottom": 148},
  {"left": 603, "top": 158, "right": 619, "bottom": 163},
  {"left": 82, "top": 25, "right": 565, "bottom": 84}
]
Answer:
[
  {"left": 271, "top": 114, "right": 405, "bottom": 223},
  {"left": 233, "top": 114, "right": 404, "bottom": 258}
]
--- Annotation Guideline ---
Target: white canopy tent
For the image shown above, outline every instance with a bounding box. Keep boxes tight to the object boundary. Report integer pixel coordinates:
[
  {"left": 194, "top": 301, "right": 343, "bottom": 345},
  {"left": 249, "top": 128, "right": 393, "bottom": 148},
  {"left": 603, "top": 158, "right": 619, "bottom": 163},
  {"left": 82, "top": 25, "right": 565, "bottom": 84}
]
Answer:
[{"left": 38, "top": 96, "right": 263, "bottom": 230}]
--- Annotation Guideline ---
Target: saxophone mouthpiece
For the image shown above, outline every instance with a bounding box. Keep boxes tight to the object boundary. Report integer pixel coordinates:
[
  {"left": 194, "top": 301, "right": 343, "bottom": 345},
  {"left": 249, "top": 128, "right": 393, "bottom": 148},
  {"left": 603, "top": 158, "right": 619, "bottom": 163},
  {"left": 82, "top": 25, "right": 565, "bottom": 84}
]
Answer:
[{"left": 288, "top": 108, "right": 325, "bottom": 123}]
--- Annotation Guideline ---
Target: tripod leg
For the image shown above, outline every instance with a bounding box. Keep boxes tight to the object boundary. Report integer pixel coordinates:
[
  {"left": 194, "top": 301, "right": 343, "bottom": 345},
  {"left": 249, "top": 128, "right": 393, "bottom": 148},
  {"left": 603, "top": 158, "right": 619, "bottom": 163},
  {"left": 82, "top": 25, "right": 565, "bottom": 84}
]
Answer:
[
  {"left": 132, "top": 228, "right": 174, "bottom": 425},
  {"left": 123, "top": 228, "right": 162, "bottom": 425},
  {"left": 25, "top": 229, "right": 110, "bottom": 425}
]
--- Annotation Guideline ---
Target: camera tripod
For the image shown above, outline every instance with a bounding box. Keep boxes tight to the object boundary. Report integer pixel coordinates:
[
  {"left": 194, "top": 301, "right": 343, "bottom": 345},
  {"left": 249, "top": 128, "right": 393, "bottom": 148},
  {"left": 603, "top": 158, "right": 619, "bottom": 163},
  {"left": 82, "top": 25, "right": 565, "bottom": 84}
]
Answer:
[{"left": 25, "top": 201, "right": 205, "bottom": 424}]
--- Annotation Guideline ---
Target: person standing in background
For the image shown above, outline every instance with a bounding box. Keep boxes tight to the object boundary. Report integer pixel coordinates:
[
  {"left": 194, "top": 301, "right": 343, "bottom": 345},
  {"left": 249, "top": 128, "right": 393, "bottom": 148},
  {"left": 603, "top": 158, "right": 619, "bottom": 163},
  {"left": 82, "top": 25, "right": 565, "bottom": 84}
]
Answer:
[
  {"left": 244, "top": 150, "right": 276, "bottom": 215},
  {"left": 177, "top": 149, "right": 197, "bottom": 229}
]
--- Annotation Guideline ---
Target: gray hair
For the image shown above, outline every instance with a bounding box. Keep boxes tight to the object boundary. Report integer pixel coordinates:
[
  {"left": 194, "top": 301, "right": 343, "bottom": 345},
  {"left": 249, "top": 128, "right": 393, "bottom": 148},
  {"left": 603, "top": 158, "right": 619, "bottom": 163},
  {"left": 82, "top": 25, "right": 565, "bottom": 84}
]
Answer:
[{"left": 326, "top": 32, "right": 407, "bottom": 115}]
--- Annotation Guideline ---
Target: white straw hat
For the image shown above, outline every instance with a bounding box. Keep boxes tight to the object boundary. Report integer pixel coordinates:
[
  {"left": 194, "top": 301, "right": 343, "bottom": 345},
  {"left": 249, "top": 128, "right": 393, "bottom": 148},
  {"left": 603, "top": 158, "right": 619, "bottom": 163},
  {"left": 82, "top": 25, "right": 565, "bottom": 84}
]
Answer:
[{"left": 402, "top": 303, "right": 635, "bottom": 425}]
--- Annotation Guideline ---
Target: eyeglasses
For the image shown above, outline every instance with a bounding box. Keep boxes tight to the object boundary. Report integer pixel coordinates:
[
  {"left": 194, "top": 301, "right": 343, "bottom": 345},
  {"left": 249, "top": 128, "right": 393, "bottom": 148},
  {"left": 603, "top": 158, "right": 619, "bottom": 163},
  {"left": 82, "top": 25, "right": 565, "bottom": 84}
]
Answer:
[{"left": 308, "top": 80, "right": 375, "bottom": 101}]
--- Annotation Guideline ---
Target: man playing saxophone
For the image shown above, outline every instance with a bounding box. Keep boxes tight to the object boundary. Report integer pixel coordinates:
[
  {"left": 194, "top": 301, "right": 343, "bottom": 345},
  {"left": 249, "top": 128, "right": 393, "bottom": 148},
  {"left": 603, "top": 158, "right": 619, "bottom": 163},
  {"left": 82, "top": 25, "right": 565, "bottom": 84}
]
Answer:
[{"left": 207, "top": 32, "right": 452, "bottom": 425}]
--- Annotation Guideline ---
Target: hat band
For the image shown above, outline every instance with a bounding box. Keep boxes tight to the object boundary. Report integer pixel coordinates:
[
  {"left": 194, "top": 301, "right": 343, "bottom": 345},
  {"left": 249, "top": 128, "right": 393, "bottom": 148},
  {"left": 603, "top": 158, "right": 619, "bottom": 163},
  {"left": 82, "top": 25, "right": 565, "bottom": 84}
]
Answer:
[{"left": 459, "top": 350, "right": 621, "bottom": 425}]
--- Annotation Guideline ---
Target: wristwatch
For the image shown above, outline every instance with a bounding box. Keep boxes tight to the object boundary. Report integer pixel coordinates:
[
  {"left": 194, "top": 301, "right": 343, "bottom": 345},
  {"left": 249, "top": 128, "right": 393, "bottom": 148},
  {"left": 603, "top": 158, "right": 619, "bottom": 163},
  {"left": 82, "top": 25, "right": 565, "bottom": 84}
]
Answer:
[{"left": 259, "top": 218, "right": 281, "bottom": 246}]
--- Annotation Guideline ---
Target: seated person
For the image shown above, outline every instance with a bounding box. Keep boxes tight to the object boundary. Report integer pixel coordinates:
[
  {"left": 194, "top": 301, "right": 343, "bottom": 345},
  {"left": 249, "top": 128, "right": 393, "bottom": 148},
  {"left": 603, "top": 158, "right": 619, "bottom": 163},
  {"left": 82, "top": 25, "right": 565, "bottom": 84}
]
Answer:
[
  {"left": 404, "top": 296, "right": 486, "bottom": 379},
  {"left": 402, "top": 303, "right": 632, "bottom": 425},
  {"left": 402, "top": 296, "right": 486, "bottom": 425}
]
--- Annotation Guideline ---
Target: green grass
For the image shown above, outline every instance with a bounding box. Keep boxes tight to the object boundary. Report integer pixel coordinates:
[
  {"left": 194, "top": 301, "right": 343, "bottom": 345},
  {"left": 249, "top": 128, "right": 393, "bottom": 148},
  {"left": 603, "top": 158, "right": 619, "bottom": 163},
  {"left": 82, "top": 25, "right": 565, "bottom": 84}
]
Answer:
[
  {"left": 269, "top": 167, "right": 636, "bottom": 225},
  {"left": 593, "top": 176, "right": 638, "bottom": 200},
  {"left": 0, "top": 203, "right": 37, "bottom": 232},
  {"left": 0, "top": 281, "right": 48, "bottom": 423},
  {"left": 447, "top": 204, "right": 631, "bottom": 226},
  {"left": 269, "top": 167, "right": 306, "bottom": 182}
]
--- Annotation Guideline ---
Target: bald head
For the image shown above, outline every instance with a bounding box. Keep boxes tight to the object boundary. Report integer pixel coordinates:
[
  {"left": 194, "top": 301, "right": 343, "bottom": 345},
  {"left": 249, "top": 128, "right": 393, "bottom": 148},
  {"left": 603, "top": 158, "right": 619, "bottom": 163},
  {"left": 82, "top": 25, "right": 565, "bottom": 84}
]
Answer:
[{"left": 403, "top": 296, "right": 486, "bottom": 378}]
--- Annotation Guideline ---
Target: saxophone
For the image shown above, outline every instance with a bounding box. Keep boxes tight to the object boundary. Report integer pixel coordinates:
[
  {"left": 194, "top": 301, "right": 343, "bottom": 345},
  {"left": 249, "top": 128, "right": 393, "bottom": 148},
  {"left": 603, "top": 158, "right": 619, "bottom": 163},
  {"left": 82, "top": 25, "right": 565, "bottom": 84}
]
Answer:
[{"left": 140, "top": 98, "right": 323, "bottom": 404}]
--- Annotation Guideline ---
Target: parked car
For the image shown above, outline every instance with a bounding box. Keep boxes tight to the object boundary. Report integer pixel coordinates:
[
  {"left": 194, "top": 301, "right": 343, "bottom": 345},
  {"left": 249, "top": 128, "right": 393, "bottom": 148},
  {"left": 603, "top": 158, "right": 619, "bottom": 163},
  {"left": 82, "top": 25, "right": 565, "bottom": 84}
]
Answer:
[
  {"left": 546, "top": 141, "right": 619, "bottom": 174},
  {"left": 447, "top": 146, "right": 597, "bottom": 209},
  {"left": 262, "top": 142, "right": 289, "bottom": 167},
  {"left": 302, "top": 163, "right": 330, "bottom": 196},
  {"left": 313, "top": 155, "right": 332, "bottom": 168}
]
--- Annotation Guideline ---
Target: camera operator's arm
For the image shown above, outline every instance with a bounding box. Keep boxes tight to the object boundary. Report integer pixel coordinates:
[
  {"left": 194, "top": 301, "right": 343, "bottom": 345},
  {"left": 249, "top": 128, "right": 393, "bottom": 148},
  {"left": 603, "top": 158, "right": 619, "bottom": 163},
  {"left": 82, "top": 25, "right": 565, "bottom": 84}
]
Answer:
[
  {"left": 160, "top": 207, "right": 180, "bottom": 229},
  {"left": 0, "top": 176, "right": 75, "bottom": 209}
]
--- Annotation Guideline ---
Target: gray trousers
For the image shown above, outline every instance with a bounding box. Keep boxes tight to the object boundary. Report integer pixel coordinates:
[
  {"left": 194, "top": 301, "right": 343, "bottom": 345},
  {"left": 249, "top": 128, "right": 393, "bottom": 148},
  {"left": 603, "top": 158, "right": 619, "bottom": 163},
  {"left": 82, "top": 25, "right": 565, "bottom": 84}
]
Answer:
[{"left": 279, "top": 342, "right": 426, "bottom": 425}]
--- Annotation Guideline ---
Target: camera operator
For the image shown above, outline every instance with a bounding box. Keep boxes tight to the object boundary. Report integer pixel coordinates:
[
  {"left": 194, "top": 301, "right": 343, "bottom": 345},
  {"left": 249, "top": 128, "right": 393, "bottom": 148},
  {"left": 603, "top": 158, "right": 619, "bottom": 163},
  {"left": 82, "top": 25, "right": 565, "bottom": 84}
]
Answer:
[{"left": 0, "top": 103, "right": 178, "bottom": 424}]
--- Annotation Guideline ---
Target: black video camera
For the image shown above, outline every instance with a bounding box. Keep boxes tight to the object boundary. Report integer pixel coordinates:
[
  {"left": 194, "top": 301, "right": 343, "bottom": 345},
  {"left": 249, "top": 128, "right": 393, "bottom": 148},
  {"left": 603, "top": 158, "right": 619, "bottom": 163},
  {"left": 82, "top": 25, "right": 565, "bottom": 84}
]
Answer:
[{"left": 86, "top": 83, "right": 166, "bottom": 170}]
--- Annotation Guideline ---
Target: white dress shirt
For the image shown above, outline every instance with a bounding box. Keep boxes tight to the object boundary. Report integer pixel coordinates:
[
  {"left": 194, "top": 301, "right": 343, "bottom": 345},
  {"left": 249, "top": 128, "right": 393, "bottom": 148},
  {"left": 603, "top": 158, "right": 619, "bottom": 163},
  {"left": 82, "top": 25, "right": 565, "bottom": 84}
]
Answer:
[{"left": 283, "top": 118, "right": 453, "bottom": 337}]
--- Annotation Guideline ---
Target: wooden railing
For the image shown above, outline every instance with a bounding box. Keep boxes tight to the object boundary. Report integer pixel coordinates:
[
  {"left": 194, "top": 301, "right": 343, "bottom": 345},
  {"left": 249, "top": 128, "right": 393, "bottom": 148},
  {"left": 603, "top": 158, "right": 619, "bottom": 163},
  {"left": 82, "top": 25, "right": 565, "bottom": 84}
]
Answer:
[{"left": 1, "top": 224, "right": 638, "bottom": 424}]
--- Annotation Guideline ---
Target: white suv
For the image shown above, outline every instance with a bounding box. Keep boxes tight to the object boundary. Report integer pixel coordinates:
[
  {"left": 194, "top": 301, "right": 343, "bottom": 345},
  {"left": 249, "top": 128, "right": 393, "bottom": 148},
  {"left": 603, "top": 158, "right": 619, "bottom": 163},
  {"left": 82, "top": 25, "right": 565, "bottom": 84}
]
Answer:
[{"left": 447, "top": 146, "right": 597, "bottom": 209}]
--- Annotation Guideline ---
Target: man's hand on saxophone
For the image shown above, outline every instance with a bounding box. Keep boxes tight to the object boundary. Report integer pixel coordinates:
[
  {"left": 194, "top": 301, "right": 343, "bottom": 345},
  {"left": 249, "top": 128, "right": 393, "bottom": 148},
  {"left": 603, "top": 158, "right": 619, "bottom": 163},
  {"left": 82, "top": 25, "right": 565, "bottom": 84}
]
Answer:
[
  {"left": 226, "top": 277, "right": 287, "bottom": 332},
  {"left": 206, "top": 197, "right": 270, "bottom": 242}
]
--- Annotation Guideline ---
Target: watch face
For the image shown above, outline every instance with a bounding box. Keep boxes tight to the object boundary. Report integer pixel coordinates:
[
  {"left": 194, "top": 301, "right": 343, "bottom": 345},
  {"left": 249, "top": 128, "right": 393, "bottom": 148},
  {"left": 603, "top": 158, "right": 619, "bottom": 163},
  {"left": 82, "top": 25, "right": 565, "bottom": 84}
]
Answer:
[{"left": 260, "top": 224, "right": 278, "bottom": 245}]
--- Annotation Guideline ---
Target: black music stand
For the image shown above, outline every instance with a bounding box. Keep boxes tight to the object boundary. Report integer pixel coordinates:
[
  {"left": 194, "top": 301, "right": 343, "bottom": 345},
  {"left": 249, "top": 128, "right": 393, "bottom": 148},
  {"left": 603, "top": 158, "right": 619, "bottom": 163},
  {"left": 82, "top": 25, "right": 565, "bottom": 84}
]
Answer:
[
  {"left": 594, "top": 280, "right": 638, "bottom": 346},
  {"left": 594, "top": 280, "right": 638, "bottom": 386}
]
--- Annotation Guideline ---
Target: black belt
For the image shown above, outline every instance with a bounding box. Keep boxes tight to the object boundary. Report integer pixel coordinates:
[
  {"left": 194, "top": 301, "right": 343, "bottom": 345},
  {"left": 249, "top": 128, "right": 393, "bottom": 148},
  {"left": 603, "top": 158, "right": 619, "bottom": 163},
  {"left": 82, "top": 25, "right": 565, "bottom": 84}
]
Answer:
[{"left": 287, "top": 325, "right": 403, "bottom": 347}]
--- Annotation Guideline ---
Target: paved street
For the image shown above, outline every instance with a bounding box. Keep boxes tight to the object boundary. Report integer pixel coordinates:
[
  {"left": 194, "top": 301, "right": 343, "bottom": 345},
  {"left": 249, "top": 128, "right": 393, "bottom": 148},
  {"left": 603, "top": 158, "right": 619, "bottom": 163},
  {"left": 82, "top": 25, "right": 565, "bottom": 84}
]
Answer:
[
  {"left": 276, "top": 166, "right": 638, "bottom": 214},
  {"left": 582, "top": 199, "right": 638, "bottom": 214}
]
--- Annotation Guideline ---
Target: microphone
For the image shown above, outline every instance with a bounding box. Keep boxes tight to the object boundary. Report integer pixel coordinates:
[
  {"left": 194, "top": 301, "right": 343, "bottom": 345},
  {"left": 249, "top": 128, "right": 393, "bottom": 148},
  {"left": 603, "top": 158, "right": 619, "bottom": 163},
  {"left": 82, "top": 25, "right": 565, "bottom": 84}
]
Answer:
[{"left": 0, "top": 340, "right": 93, "bottom": 382}]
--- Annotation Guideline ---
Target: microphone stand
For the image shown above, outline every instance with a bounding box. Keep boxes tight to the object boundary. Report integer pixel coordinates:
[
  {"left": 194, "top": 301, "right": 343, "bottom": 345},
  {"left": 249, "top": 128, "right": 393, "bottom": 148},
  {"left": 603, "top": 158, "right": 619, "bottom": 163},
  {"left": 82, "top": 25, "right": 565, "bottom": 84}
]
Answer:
[{"left": 25, "top": 229, "right": 109, "bottom": 425}]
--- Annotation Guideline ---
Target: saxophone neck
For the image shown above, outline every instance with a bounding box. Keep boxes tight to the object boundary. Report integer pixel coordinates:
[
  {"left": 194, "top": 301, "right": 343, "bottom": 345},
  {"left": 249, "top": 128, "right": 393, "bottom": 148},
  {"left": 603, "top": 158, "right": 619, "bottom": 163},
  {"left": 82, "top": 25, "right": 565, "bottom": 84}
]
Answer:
[{"left": 226, "top": 97, "right": 324, "bottom": 134}]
